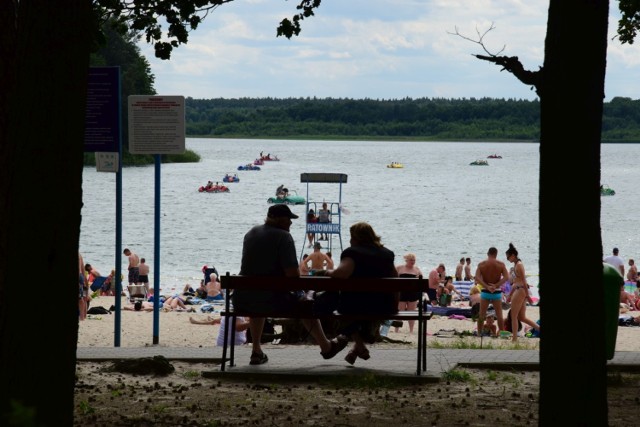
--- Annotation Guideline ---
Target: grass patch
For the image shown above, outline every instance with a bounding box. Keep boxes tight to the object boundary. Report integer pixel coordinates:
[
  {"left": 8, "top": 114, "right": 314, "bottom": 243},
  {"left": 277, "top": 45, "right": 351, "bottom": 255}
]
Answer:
[
  {"left": 78, "top": 401, "right": 95, "bottom": 415},
  {"left": 443, "top": 369, "right": 474, "bottom": 383},
  {"left": 183, "top": 370, "right": 200, "bottom": 379},
  {"left": 484, "top": 370, "right": 522, "bottom": 387}
]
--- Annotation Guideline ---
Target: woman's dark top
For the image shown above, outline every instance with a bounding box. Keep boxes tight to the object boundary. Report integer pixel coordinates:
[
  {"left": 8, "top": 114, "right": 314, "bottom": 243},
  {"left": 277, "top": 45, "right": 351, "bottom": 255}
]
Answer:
[
  {"left": 337, "top": 245, "right": 398, "bottom": 316},
  {"left": 398, "top": 273, "right": 421, "bottom": 302}
]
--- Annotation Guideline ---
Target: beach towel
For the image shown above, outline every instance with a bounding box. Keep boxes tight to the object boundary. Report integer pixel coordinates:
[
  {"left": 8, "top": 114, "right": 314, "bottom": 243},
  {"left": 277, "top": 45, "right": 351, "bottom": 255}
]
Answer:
[
  {"left": 426, "top": 305, "right": 473, "bottom": 318},
  {"left": 453, "top": 281, "right": 473, "bottom": 299},
  {"left": 90, "top": 276, "right": 107, "bottom": 292}
]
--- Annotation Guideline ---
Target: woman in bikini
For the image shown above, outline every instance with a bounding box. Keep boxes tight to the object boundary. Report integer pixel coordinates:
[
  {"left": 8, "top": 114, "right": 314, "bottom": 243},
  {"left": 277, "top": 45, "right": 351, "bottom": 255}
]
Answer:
[{"left": 505, "top": 243, "right": 540, "bottom": 341}]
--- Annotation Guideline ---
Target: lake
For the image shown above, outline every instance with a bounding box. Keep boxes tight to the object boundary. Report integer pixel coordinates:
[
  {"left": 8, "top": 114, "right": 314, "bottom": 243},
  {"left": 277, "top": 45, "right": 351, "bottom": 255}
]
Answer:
[{"left": 80, "top": 139, "right": 638, "bottom": 295}]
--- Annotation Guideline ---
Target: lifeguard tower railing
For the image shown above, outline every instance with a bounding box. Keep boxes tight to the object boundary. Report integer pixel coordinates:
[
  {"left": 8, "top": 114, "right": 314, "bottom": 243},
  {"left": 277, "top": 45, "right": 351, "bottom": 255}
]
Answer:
[{"left": 300, "top": 173, "right": 348, "bottom": 261}]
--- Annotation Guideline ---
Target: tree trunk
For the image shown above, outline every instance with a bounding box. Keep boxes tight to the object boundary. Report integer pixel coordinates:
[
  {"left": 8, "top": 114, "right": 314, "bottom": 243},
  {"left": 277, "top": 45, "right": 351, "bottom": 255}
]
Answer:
[
  {"left": 0, "top": 2, "right": 93, "bottom": 426},
  {"left": 539, "top": 1, "right": 608, "bottom": 424}
]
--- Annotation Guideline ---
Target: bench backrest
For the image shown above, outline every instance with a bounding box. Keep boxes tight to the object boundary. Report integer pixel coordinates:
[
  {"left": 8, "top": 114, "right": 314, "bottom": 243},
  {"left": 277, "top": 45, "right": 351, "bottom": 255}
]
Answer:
[{"left": 221, "top": 272, "right": 426, "bottom": 293}]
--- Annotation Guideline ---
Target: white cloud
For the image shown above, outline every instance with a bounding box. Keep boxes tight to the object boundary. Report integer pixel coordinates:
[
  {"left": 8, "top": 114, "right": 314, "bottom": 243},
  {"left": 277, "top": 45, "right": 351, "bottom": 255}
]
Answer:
[{"left": 139, "top": 1, "right": 638, "bottom": 101}]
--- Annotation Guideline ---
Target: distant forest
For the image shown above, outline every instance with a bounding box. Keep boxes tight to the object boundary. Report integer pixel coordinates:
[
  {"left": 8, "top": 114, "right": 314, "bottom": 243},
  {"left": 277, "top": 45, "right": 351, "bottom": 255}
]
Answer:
[{"left": 185, "top": 96, "right": 640, "bottom": 142}]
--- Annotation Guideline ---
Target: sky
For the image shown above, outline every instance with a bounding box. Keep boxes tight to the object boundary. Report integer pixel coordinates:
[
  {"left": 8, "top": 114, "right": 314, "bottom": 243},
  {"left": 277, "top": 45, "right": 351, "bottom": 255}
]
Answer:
[{"left": 138, "top": 0, "right": 640, "bottom": 101}]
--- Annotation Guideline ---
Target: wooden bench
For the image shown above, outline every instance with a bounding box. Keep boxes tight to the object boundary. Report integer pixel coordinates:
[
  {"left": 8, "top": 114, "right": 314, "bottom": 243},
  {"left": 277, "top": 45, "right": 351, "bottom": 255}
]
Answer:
[{"left": 220, "top": 272, "right": 432, "bottom": 375}]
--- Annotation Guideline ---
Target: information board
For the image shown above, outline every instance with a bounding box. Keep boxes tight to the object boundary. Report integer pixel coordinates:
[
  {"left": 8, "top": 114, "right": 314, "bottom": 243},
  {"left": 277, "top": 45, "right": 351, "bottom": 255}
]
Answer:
[
  {"left": 128, "top": 95, "right": 185, "bottom": 154},
  {"left": 84, "top": 67, "right": 120, "bottom": 153}
]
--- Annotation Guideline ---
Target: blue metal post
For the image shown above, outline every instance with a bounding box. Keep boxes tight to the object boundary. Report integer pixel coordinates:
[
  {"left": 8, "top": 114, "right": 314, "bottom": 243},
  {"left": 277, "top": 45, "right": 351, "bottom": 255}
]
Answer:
[
  {"left": 113, "top": 68, "right": 123, "bottom": 347},
  {"left": 153, "top": 155, "right": 161, "bottom": 344}
]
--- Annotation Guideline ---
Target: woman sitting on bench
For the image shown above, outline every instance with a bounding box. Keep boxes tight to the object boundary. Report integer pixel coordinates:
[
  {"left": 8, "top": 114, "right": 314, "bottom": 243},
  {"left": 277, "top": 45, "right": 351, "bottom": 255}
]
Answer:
[{"left": 315, "top": 221, "right": 398, "bottom": 365}]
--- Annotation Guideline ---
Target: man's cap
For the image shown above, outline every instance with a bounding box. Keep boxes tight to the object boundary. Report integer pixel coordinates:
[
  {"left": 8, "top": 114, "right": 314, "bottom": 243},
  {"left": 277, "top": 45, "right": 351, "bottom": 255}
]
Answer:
[{"left": 268, "top": 204, "right": 299, "bottom": 219}]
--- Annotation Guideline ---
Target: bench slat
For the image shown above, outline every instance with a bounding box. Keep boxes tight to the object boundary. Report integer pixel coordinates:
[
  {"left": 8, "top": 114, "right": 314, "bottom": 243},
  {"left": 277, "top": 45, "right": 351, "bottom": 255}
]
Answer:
[{"left": 221, "top": 274, "right": 427, "bottom": 293}]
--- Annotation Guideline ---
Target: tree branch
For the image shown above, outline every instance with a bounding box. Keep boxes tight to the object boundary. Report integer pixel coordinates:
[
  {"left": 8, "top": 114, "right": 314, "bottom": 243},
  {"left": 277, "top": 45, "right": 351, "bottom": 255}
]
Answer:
[
  {"left": 450, "top": 23, "right": 542, "bottom": 96},
  {"left": 475, "top": 54, "right": 542, "bottom": 96}
]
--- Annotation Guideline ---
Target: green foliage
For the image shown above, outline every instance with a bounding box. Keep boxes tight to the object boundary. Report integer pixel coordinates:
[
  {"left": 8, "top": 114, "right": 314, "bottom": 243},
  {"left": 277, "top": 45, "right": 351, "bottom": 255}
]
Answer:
[
  {"left": 83, "top": 149, "right": 200, "bottom": 167},
  {"left": 617, "top": 0, "right": 640, "bottom": 44},
  {"left": 78, "top": 401, "right": 95, "bottom": 415},
  {"left": 184, "top": 96, "right": 640, "bottom": 142},
  {"left": 182, "top": 370, "right": 200, "bottom": 379},
  {"left": 94, "top": 1, "right": 236, "bottom": 60},
  {"left": 277, "top": 0, "right": 323, "bottom": 39},
  {"left": 443, "top": 369, "right": 474, "bottom": 383}
]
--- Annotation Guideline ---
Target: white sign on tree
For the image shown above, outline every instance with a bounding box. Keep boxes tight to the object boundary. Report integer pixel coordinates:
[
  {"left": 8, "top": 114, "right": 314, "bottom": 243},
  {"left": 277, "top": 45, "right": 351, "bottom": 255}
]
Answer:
[{"left": 128, "top": 95, "right": 185, "bottom": 154}]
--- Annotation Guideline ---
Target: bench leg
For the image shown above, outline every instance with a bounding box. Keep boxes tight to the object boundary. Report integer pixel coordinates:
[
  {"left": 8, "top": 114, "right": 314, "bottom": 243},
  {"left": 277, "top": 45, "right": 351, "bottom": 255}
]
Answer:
[
  {"left": 416, "top": 316, "right": 423, "bottom": 376},
  {"left": 422, "top": 317, "right": 427, "bottom": 372},
  {"left": 229, "top": 315, "right": 237, "bottom": 367},
  {"left": 221, "top": 315, "right": 229, "bottom": 371}
]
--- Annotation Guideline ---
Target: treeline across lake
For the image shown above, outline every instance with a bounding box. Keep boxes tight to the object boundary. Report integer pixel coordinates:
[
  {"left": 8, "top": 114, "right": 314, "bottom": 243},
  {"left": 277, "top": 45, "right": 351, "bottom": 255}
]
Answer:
[{"left": 186, "top": 96, "right": 640, "bottom": 142}]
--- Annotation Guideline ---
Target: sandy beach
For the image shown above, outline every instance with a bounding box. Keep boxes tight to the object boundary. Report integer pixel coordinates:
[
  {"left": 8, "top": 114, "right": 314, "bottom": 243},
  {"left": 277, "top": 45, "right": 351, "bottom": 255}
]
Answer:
[{"left": 77, "top": 295, "right": 640, "bottom": 352}]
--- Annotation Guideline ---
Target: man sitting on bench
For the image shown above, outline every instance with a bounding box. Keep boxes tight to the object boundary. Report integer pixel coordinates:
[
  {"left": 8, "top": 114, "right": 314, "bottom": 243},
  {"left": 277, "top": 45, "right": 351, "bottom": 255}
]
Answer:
[{"left": 232, "top": 204, "right": 348, "bottom": 365}]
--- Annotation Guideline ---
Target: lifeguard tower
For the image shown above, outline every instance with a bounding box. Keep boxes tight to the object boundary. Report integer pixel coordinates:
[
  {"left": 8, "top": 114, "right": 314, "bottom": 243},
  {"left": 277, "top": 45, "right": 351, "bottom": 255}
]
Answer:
[{"left": 300, "top": 173, "right": 348, "bottom": 262}]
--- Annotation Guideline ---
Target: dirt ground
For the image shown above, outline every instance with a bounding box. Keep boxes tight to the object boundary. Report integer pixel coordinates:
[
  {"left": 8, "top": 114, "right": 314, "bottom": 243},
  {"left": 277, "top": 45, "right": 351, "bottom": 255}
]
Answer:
[{"left": 74, "top": 360, "right": 640, "bottom": 426}]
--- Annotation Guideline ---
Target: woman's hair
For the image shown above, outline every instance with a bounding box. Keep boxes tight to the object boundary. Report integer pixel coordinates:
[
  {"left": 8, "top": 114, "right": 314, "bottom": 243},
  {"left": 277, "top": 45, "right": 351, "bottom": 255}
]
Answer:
[
  {"left": 349, "top": 222, "right": 383, "bottom": 247},
  {"left": 403, "top": 253, "right": 416, "bottom": 261},
  {"left": 505, "top": 242, "right": 519, "bottom": 258}
]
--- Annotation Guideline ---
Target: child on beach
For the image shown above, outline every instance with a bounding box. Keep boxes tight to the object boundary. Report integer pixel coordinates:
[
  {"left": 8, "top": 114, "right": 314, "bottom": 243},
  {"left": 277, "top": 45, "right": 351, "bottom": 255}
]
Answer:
[{"left": 482, "top": 314, "right": 498, "bottom": 337}]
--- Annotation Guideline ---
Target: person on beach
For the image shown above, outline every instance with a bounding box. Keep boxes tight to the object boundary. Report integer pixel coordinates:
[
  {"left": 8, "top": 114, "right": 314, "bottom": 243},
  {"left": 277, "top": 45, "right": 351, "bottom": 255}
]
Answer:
[
  {"left": 505, "top": 243, "right": 540, "bottom": 341},
  {"left": 395, "top": 253, "right": 423, "bottom": 333},
  {"left": 314, "top": 222, "right": 398, "bottom": 366},
  {"left": 307, "top": 242, "right": 334, "bottom": 273},
  {"left": 99, "top": 270, "right": 116, "bottom": 296},
  {"left": 163, "top": 294, "right": 188, "bottom": 311},
  {"left": 299, "top": 254, "right": 310, "bottom": 276},
  {"left": 123, "top": 248, "right": 140, "bottom": 286},
  {"left": 78, "top": 252, "right": 89, "bottom": 320},
  {"left": 306, "top": 208, "right": 318, "bottom": 248},
  {"left": 455, "top": 257, "right": 464, "bottom": 281},
  {"left": 84, "top": 263, "right": 101, "bottom": 287},
  {"left": 205, "top": 272, "right": 224, "bottom": 301},
  {"left": 123, "top": 301, "right": 155, "bottom": 312},
  {"left": 481, "top": 313, "right": 498, "bottom": 337},
  {"left": 189, "top": 315, "right": 249, "bottom": 346},
  {"left": 317, "top": 202, "right": 331, "bottom": 240},
  {"left": 232, "top": 204, "right": 348, "bottom": 365},
  {"left": 620, "top": 283, "right": 638, "bottom": 311},
  {"left": 474, "top": 247, "right": 509, "bottom": 334},
  {"left": 627, "top": 259, "right": 638, "bottom": 283},
  {"left": 427, "top": 263, "right": 446, "bottom": 305},
  {"left": 604, "top": 247, "right": 625, "bottom": 277},
  {"left": 138, "top": 258, "right": 150, "bottom": 293},
  {"left": 464, "top": 257, "right": 474, "bottom": 281}
]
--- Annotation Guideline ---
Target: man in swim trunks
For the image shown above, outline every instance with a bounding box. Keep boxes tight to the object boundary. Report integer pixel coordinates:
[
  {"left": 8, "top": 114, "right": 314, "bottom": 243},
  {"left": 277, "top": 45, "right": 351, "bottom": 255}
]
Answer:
[
  {"left": 138, "top": 257, "right": 150, "bottom": 293},
  {"left": 474, "top": 247, "right": 509, "bottom": 334},
  {"left": 123, "top": 248, "right": 140, "bottom": 286}
]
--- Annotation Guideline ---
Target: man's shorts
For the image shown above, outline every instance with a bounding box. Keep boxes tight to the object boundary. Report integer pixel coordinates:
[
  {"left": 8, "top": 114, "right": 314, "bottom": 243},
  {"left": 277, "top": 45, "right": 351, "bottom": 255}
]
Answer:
[
  {"left": 128, "top": 267, "right": 140, "bottom": 284},
  {"left": 138, "top": 275, "right": 149, "bottom": 284},
  {"left": 480, "top": 290, "right": 502, "bottom": 301}
]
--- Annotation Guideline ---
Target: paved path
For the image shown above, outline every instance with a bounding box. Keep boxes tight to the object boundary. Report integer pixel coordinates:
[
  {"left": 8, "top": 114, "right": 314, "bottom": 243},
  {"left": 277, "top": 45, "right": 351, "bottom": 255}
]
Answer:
[{"left": 77, "top": 346, "right": 640, "bottom": 382}]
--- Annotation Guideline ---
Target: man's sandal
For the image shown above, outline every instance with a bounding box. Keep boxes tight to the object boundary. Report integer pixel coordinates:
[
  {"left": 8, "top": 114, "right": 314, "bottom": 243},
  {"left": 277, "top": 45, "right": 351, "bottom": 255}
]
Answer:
[{"left": 249, "top": 351, "right": 268, "bottom": 365}]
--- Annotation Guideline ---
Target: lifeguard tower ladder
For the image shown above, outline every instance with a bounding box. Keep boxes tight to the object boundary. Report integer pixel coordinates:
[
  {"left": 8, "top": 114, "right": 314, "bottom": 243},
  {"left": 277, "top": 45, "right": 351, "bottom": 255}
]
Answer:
[{"left": 300, "top": 173, "right": 348, "bottom": 262}]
